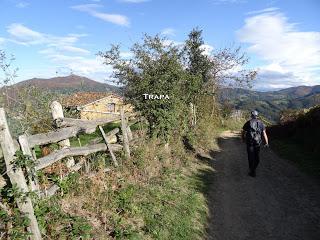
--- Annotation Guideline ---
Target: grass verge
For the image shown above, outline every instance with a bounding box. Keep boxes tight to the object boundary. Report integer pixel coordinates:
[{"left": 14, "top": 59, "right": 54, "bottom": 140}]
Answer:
[
  {"left": 30, "top": 135, "right": 214, "bottom": 239},
  {"left": 271, "top": 139, "right": 320, "bottom": 177}
]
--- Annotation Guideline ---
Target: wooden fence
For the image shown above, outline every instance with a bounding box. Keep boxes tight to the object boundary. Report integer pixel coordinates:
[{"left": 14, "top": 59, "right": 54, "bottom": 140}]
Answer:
[{"left": 0, "top": 101, "right": 137, "bottom": 240}]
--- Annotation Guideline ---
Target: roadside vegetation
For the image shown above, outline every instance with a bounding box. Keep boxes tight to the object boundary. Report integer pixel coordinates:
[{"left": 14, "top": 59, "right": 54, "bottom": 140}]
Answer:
[
  {"left": 268, "top": 106, "right": 320, "bottom": 177},
  {"left": 0, "top": 28, "right": 254, "bottom": 239}
]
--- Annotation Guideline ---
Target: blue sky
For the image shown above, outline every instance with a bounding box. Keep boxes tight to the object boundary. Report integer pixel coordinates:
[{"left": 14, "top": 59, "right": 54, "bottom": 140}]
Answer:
[{"left": 0, "top": 0, "right": 319, "bottom": 90}]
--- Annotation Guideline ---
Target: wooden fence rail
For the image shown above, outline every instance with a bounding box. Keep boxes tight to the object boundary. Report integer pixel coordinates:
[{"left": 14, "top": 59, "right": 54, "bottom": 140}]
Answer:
[{"left": 0, "top": 102, "right": 137, "bottom": 240}]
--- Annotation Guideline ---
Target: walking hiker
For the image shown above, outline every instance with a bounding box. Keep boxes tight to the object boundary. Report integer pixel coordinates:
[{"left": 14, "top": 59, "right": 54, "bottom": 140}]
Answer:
[{"left": 242, "top": 110, "right": 269, "bottom": 177}]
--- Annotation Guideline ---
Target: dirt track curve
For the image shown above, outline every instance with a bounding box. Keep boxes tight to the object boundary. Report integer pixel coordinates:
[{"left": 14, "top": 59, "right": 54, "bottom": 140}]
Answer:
[{"left": 206, "top": 131, "right": 320, "bottom": 240}]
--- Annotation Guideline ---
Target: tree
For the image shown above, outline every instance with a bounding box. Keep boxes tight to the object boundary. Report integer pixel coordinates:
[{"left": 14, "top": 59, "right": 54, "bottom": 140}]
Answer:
[
  {"left": 206, "top": 46, "right": 257, "bottom": 115},
  {"left": 99, "top": 35, "right": 189, "bottom": 141},
  {"left": 99, "top": 29, "right": 257, "bottom": 139},
  {"left": 0, "top": 50, "right": 57, "bottom": 136},
  {"left": 184, "top": 28, "right": 212, "bottom": 103},
  {"left": 0, "top": 50, "right": 18, "bottom": 109}
]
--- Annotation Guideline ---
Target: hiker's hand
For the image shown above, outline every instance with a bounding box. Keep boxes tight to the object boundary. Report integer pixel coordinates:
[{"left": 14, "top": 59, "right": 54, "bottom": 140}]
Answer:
[{"left": 264, "top": 144, "right": 269, "bottom": 148}]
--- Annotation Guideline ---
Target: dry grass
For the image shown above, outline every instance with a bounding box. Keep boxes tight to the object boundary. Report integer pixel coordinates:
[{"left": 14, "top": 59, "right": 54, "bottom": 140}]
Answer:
[{"left": 33, "top": 131, "right": 214, "bottom": 239}]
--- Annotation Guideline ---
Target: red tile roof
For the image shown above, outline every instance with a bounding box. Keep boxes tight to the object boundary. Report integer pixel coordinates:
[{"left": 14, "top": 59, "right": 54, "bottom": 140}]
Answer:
[{"left": 63, "top": 92, "right": 121, "bottom": 107}]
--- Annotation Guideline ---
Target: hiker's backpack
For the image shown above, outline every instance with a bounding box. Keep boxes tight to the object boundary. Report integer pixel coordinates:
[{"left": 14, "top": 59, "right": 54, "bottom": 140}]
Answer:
[{"left": 248, "top": 119, "right": 262, "bottom": 146}]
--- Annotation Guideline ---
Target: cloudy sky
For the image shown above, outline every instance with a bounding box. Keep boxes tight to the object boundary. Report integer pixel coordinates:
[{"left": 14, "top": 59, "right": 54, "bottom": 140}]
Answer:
[{"left": 0, "top": 0, "right": 319, "bottom": 90}]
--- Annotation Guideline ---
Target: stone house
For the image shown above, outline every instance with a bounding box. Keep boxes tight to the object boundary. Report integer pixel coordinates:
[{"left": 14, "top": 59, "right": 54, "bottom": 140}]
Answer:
[{"left": 63, "top": 92, "right": 133, "bottom": 120}]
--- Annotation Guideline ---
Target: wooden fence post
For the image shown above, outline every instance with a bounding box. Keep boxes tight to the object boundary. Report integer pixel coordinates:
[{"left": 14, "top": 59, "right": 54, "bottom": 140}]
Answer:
[
  {"left": 50, "top": 101, "right": 75, "bottom": 168},
  {"left": 120, "top": 107, "right": 130, "bottom": 159},
  {"left": 0, "top": 108, "right": 42, "bottom": 240},
  {"left": 125, "top": 116, "right": 133, "bottom": 141},
  {"left": 99, "top": 126, "right": 118, "bottom": 167},
  {"left": 18, "top": 135, "right": 40, "bottom": 193}
]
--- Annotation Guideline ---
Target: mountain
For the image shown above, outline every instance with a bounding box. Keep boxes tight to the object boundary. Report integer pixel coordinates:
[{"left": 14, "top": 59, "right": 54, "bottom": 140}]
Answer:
[
  {"left": 12, "top": 74, "right": 119, "bottom": 94},
  {"left": 218, "top": 85, "right": 320, "bottom": 123}
]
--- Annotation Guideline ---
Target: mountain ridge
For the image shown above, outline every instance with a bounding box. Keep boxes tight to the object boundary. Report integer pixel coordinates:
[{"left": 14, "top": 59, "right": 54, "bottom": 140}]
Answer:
[
  {"left": 218, "top": 85, "right": 320, "bottom": 122},
  {"left": 3, "top": 75, "right": 319, "bottom": 122},
  {"left": 10, "top": 74, "right": 119, "bottom": 94}
]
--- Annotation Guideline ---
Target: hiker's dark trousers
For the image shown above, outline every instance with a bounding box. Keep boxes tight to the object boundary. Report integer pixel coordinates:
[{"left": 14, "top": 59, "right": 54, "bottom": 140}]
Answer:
[{"left": 247, "top": 145, "right": 260, "bottom": 172}]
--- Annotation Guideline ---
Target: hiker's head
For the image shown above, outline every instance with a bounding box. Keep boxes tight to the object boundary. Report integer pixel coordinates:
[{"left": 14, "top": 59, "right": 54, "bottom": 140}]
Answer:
[{"left": 251, "top": 110, "right": 259, "bottom": 119}]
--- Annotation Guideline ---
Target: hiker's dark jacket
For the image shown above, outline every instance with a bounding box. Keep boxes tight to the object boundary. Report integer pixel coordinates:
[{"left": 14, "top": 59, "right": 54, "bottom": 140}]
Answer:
[{"left": 242, "top": 119, "right": 266, "bottom": 146}]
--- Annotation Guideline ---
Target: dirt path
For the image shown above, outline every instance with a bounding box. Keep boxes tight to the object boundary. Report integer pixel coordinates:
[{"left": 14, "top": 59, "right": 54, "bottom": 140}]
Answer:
[{"left": 206, "top": 131, "right": 320, "bottom": 240}]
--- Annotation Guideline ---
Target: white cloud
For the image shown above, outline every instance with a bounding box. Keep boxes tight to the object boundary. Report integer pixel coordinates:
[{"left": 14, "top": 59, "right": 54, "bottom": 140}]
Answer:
[
  {"left": 71, "top": 4, "right": 100, "bottom": 12},
  {"left": 16, "top": 2, "right": 29, "bottom": 8},
  {"left": 71, "top": 4, "right": 130, "bottom": 27},
  {"left": 92, "top": 12, "right": 129, "bottom": 26},
  {"left": 200, "top": 44, "right": 214, "bottom": 56},
  {"left": 6, "top": 23, "right": 90, "bottom": 54},
  {"left": 41, "top": 53, "right": 113, "bottom": 81},
  {"left": 0, "top": 37, "right": 6, "bottom": 45},
  {"left": 4, "top": 24, "right": 110, "bottom": 82},
  {"left": 47, "top": 54, "right": 104, "bottom": 73},
  {"left": 237, "top": 10, "right": 320, "bottom": 89},
  {"left": 7, "top": 23, "right": 45, "bottom": 45},
  {"left": 162, "top": 39, "right": 184, "bottom": 47},
  {"left": 161, "top": 28, "right": 176, "bottom": 36},
  {"left": 246, "top": 7, "right": 279, "bottom": 15},
  {"left": 44, "top": 46, "right": 90, "bottom": 55},
  {"left": 3, "top": 23, "right": 113, "bottom": 82}
]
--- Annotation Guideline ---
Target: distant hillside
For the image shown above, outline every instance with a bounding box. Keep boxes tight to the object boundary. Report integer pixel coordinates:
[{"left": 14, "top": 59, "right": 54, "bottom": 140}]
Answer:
[
  {"left": 218, "top": 85, "right": 320, "bottom": 122},
  {"left": 12, "top": 74, "right": 120, "bottom": 94}
]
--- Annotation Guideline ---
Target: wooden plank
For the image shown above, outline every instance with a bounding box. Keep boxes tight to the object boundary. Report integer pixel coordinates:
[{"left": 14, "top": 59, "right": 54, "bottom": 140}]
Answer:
[
  {"left": 120, "top": 107, "right": 130, "bottom": 159},
  {"left": 35, "top": 143, "right": 123, "bottom": 171},
  {"left": 0, "top": 139, "right": 19, "bottom": 158},
  {"left": 55, "top": 116, "right": 121, "bottom": 128},
  {"left": 0, "top": 175, "right": 6, "bottom": 190},
  {"left": 80, "top": 109, "right": 121, "bottom": 115},
  {"left": 27, "top": 126, "right": 94, "bottom": 148},
  {"left": 43, "top": 184, "right": 60, "bottom": 197},
  {"left": 18, "top": 135, "right": 40, "bottom": 193},
  {"left": 106, "top": 127, "right": 120, "bottom": 137},
  {"left": 0, "top": 108, "right": 42, "bottom": 240},
  {"left": 28, "top": 125, "right": 118, "bottom": 148},
  {"left": 99, "top": 126, "right": 118, "bottom": 167},
  {"left": 51, "top": 101, "right": 75, "bottom": 168}
]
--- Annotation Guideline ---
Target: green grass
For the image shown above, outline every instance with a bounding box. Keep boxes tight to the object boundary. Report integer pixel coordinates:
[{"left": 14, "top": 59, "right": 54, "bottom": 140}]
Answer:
[
  {"left": 2, "top": 119, "right": 211, "bottom": 239},
  {"left": 27, "top": 137, "right": 209, "bottom": 240},
  {"left": 271, "top": 139, "right": 320, "bottom": 177},
  {"left": 220, "top": 118, "right": 245, "bottom": 132},
  {"left": 136, "top": 170, "right": 207, "bottom": 240},
  {"left": 70, "top": 122, "right": 121, "bottom": 147},
  {"left": 68, "top": 121, "right": 146, "bottom": 147}
]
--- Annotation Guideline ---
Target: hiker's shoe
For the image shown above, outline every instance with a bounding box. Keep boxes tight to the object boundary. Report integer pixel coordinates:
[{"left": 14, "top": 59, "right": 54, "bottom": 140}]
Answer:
[{"left": 248, "top": 171, "right": 256, "bottom": 177}]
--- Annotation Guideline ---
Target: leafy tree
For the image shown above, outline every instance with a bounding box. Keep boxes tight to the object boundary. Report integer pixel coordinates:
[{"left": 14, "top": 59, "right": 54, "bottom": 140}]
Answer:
[
  {"left": 99, "top": 30, "right": 257, "bottom": 140},
  {"left": 99, "top": 35, "right": 189, "bottom": 140},
  {"left": 0, "top": 50, "right": 57, "bottom": 136},
  {"left": 0, "top": 50, "right": 18, "bottom": 109},
  {"left": 184, "top": 28, "right": 212, "bottom": 103}
]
